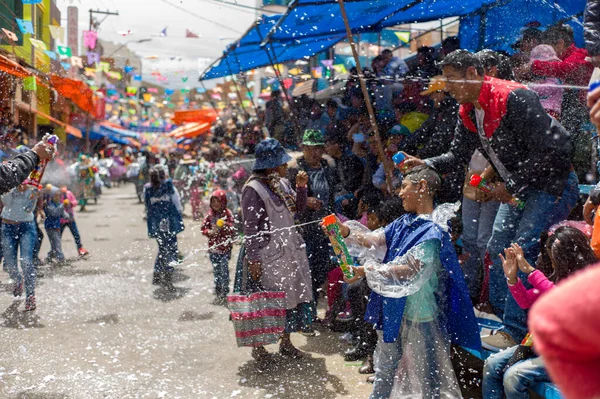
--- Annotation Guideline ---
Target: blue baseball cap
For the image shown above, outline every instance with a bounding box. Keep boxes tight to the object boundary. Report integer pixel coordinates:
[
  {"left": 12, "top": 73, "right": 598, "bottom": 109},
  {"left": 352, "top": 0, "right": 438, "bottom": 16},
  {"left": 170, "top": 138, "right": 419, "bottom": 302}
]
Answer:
[{"left": 252, "top": 138, "right": 292, "bottom": 171}]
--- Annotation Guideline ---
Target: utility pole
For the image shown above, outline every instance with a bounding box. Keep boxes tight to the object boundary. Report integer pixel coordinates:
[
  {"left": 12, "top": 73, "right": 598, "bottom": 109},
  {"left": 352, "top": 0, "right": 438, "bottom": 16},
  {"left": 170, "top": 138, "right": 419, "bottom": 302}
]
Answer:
[
  {"left": 86, "top": 9, "right": 119, "bottom": 153},
  {"left": 89, "top": 9, "right": 119, "bottom": 32}
]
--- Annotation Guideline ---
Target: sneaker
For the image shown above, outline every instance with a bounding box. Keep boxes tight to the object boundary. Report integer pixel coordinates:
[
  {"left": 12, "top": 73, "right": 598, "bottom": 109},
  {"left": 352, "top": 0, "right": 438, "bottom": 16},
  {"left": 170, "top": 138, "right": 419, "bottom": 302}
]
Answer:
[
  {"left": 339, "top": 332, "right": 353, "bottom": 343},
  {"left": 78, "top": 248, "right": 89, "bottom": 257},
  {"left": 13, "top": 282, "right": 23, "bottom": 297},
  {"left": 482, "top": 330, "right": 517, "bottom": 351},
  {"left": 24, "top": 295, "right": 36, "bottom": 311}
]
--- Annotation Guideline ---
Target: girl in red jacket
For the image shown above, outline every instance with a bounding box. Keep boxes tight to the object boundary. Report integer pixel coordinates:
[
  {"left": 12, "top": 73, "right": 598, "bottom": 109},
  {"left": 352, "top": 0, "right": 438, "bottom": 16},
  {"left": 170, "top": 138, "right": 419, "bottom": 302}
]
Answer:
[{"left": 201, "top": 189, "right": 235, "bottom": 304}]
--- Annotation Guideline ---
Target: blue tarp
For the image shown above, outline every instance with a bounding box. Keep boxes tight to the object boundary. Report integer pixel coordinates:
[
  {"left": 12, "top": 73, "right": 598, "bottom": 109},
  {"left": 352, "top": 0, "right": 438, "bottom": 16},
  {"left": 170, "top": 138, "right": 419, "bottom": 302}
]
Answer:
[
  {"left": 262, "top": 0, "right": 498, "bottom": 43},
  {"left": 458, "top": 0, "right": 586, "bottom": 52},
  {"left": 202, "top": 0, "right": 587, "bottom": 81},
  {"left": 87, "top": 124, "right": 140, "bottom": 145},
  {"left": 202, "top": 14, "right": 345, "bottom": 80}
]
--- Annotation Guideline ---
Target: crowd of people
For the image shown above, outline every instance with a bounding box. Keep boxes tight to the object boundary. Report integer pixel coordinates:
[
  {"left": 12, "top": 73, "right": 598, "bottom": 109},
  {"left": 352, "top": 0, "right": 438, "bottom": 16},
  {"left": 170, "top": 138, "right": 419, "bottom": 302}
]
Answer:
[
  {"left": 153, "top": 21, "right": 600, "bottom": 399},
  {"left": 116, "top": 20, "right": 600, "bottom": 399},
  {"left": 3, "top": 14, "right": 600, "bottom": 399}
]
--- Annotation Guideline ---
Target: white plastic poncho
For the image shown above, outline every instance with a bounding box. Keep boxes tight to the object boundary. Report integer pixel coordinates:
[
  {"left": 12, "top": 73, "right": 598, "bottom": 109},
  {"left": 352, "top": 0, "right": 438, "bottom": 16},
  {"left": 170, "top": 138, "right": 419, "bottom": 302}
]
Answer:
[{"left": 345, "top": 203, "right": 463, "bottom": 399}]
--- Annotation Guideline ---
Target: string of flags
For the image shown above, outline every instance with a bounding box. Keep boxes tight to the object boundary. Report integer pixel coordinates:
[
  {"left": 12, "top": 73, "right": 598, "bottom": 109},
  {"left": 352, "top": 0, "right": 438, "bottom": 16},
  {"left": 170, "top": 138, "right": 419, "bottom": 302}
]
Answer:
[
  {"left": 2, "top": 28, "right": 18, "bottom": 42},
  {"left": 15, "top": 19, "right": 34, "bottom": 35},
  {"left": 83, "top": 31, "right": 98, "bottom": 50},
  {"left": 48, "top": 26, "right": 65, "bottom": 42}
]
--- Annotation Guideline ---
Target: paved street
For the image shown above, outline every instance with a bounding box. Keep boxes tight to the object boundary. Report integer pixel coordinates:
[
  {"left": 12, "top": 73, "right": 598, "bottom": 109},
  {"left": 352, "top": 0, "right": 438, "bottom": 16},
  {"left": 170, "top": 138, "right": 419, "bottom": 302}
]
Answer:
[{"left": 0, "top": 184, "right": 374, "bottom": 399}]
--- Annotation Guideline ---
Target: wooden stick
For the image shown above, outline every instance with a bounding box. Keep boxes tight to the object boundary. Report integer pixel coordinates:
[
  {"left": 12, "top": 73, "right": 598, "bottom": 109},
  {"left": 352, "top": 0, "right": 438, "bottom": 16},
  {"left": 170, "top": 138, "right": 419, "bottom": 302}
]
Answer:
[{"left": 337, "top": 0, "right": 394, "bottom": 194}]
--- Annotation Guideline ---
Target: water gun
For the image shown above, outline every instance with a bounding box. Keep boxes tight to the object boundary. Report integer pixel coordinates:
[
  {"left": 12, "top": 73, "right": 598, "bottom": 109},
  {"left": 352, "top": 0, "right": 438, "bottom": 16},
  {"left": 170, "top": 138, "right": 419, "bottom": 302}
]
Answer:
[
  {"left": 392, "top": 152, "right": 406, "bottom": 167},
  {"left": 469, "top": 174, "right": 525, "bottom": 209},
  {"left": 322, "top": 214, "right": 354, "bottom": 279},
  {"left": 24, "top": 135, "right": 58, "bottom": 187}
]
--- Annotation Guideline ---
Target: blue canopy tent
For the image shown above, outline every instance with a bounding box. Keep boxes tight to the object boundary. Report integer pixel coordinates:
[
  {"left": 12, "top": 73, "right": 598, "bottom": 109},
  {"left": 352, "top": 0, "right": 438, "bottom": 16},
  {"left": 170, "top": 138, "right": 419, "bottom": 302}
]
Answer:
[
  {"left": 261, "top": 0, "right": 498, "bottom": 44},
  {"left": 201, "top": 0, "right": 588, "bottom": 81},
  {"left": 201, "top": 0, "right": 505, "bottom": 81},
  {"left": 202, "top": 32, "right": 345, "bottom": 80}
]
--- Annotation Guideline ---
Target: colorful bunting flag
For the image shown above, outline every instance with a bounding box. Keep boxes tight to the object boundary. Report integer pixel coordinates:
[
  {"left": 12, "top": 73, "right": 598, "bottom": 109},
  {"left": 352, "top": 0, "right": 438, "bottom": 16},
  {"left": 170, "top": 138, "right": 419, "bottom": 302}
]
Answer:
[
  {"left": 283, "top": 78, "right": 293, "bottom": 89},
  {"left": 242, "top": 100, "right": 251, "bottom": 108},
  {"left": 181, "top": 89, "right": 190, "bottom": 94},
  {"left": 182, "top": 77, "right": 188, "bottom": 82},
  {"left": 60, "top": 62, "right": 71, "bottom": 70},
  {"left": 29, "top": 38, "right": 47, "bottom": 50},
  {"left": 107, "top": 71, "right": 122, "bottom": 80},
  {"left": 288, "top": 68, "right": 301, "bottom": 76},
  {"left": 143, "top": 94, "right": 152, "bottom": 102},
  {"left": 186, "top": 29, "right": 199, "bottom": 38},
  {"left": 70, "top": 56, "right": 83, "bottom": 68},
  {"left": 133, "top": 75, "right": 142, "bottom": 81},
  {"left": 2, "top": 28, "right": 17, "bottom": 42},
  {"left": 124, "top": 66, "right": 135, "bottom": 74},
  {"left": 165, "top": 89, "right": 174, "bottom": 95},
  {"left": 87, "top": 52, "right": 100, "bottom": 65},
  {"left": 44, "top": 51, "right": 57, "bottom": 60},
  {"left": 84, "top": 68, "right": 96, "bottom": 76},
  {"left": 332, "top": 64, "right": 348, "bottom": 74},
  {"left": 97, "top": 61, "right": 110, "bottom": 73},
  {"left": 23, "top": 76, "right": 37, "bottom": 91},
  {"left": 48, "top": 26, "right": 65, "bottom": 42},
  {"left": 160, "top": 27, "right": 167, "bottom": 37},
  {"left": 83, "top": 30, "right": 98, "bottom": 49},
  {"left": 15, "top": 19, "right": 34, "bottom": 35},
  {"left": 126, "top": 87, "right": 138, "bottom": 96},
  {"left": 147, "top": 88, "right": 158, "bottom": 94},
  {"left": 57, "top": 45, "right": 72, "bottom": 57},
  {"left": 311, "top": 66, "right": 323, "bottom": 79},
  {"left": 321, "top": 59, "right": 334, "bottom": 68},
  {"left": 394, "top": 31, "right": 411, "bottom": 44}
]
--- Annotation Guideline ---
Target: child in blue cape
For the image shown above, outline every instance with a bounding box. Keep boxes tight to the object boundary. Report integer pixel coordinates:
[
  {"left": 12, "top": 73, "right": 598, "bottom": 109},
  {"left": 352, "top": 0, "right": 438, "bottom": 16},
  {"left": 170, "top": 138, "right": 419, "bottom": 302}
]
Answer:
[{"left": 332, "top": 166, "right": 480, "bottom": 399}]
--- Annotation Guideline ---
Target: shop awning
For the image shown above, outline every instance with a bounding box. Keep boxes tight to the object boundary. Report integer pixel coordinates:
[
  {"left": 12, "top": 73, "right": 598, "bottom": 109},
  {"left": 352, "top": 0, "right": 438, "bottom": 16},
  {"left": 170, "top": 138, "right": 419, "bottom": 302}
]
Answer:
[
  {"left": 0, "top": 53, "right": 32, "bottom": 79},
  {"left": 172, "top": 109, "right": 218, "bottom": 125},
  {"left": 168, "top": 122, "right": 212, "bottom": 139},
  {"left": 49, "top": 74, "right": 95, "bottom": 115},
  {"left": 30, "top": 108, "right": 83, "bottom": 138}
]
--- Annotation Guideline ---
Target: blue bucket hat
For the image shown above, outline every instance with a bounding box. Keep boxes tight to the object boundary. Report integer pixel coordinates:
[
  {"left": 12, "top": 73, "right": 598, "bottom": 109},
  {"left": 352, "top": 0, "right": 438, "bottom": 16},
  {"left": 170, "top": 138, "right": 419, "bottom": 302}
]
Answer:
[{"left": 252, "top": 138, "right": 292, "bottom": 171}]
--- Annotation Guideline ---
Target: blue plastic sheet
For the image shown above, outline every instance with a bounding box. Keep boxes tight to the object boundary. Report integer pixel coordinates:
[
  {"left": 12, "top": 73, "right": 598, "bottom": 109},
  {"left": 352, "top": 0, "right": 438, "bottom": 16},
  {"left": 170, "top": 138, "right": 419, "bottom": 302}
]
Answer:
[
  {"left": 202, "top": 14, "right": 345, "bottom": 80},
  {"left": 264, "top": 0, "right": 498, "bottom": 43},
  {"left": 458, "top": 0, "right": 586, "bottom": 52},
  {"left": 201, "top": 0, "right": 587, "bottom": 81}
]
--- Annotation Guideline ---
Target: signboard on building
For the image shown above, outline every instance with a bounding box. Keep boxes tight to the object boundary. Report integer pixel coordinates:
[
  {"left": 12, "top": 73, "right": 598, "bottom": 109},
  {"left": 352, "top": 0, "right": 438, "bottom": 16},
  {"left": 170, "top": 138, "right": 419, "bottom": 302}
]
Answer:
[{"left": 67, "top": 6, "right": 78, "bottom": 56}]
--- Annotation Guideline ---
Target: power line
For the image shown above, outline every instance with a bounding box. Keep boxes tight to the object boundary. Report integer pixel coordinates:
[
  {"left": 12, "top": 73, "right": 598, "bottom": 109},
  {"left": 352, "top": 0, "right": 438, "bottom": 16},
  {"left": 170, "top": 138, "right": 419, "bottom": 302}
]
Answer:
[
  {"left": 192, "top": 0, "right": 256, "bottom": 15},
  {"left": 156, "top": 0, "right": 243, "bottom": 34},
  {"left": 210, "top": 0, "right": 278, "bottom": 14}
]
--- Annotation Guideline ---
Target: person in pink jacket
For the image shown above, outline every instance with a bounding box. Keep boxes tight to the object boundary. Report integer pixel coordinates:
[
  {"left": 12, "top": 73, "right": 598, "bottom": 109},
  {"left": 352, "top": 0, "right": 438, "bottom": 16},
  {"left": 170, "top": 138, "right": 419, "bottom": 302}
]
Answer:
[
  {"left": 60, "top": 186, "right": 89, "bottom": 257},
  {"left": 483, "top": 226, "right": 597, "bottom": 398},
  {"left": 529, "top": 263, "right": 600, "bottom": 399}
]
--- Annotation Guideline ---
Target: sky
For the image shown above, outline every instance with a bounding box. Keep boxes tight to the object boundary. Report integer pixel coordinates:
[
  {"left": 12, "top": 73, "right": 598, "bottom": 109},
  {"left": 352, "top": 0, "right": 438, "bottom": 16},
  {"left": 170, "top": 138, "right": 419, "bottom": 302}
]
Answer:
[{"left": 56, "top": 0, "right": 261, "bottom": 89}]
